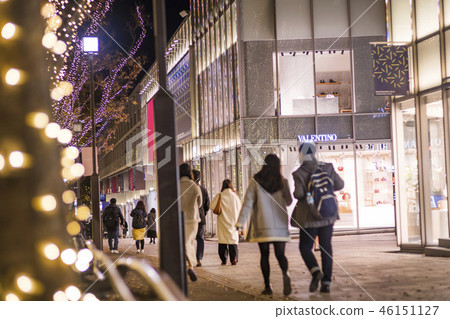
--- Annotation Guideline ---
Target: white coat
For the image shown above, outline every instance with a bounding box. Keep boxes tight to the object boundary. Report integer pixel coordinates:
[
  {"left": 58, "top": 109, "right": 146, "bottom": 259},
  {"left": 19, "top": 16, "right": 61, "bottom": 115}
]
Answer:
[
  {"left": 180, "top": 176, "right": 202, "bottom": 266},
  {"left": 211, "top": 188, "right": 242, "bottom": 245}
]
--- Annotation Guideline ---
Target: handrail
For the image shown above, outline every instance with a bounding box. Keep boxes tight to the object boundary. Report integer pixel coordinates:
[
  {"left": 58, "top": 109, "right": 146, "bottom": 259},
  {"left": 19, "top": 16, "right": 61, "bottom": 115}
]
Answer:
[
  {"left": 115, "top": 258, "right": 185, "bottom": 301},
  {"left": 83, "top": 239, "right": 184, "bottom": 300},
  {"left": 85, "top": 241, "right": 136, "bottom": 301}
]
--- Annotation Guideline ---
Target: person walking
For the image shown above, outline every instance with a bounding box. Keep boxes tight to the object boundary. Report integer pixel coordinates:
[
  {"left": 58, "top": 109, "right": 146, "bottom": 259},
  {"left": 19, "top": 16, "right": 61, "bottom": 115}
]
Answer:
[
  {"left": 236, "top": 154, "right": 293, "bottom": 296},
  {"left": 211, "top": 179, "right": 241, "bottom": 266},
  {"left": 179, "top": 163, "right": 202, "bottom": 281},
  {"left": 292, "top": 141, "right": 344, "bottom": 293},
  {"left": 147, "top": 208, "right": 157, "bottom": 244},
  {"left": 102, "top": 198, "right": 124, "bottom": 254},
  {"left": 131, "top": 201, "right": 148, "bottom": 254},
  {"left": 192, "top": 169, "right": 210, "bottom": 267}
]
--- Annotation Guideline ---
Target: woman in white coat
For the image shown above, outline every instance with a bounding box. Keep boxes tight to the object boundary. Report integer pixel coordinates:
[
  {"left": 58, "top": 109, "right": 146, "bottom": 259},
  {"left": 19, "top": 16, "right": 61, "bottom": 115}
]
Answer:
[
  {"left": 236, "top": 154, "right": 293, "bottom": 296},
  {"left": 210, "top": 179, "right": 242, "bottom": 265},
  {"left": 179, "top": 163, "right": 202, "bottom": 281}
]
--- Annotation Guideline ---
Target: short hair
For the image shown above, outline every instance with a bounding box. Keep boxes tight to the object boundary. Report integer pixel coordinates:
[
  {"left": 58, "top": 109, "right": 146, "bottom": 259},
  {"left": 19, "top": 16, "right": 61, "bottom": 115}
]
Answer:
[
  {"left": 179, "top": 163, "right": 192, "bottom": 180},
  {"left": 192, "top": 169, "right": 201, "bottom": 183},
  {"left": 150, "top": 208, "right": 156, "bottom": 213},
  {"left": 110, "top": 198, "right": 117, "bottom": 204}
]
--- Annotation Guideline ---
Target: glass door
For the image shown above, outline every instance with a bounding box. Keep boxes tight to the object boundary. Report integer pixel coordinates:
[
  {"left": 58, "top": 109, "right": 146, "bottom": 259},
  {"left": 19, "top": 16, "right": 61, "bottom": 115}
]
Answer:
[
  {"left": 422, "top": 92, "right": 449, "bottom": 244},
  {"left": 317, "top": 143, "right": 357, "bottom": 229},
  {"left": 394, "top": 99, "right": 421, "bottom": 245}
]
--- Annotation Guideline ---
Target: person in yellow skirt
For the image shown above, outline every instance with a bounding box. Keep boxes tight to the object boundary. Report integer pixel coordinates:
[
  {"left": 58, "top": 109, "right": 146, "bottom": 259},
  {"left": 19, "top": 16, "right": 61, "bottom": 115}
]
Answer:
[{"left": 131, "top": 201, "right": 148, "bottom": 253}]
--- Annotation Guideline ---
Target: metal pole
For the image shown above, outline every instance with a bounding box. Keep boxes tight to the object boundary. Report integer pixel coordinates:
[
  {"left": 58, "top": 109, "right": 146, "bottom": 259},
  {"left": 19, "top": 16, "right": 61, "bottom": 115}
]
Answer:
[
  {"left": 152, "top": 0, "right": 187, "bottom": 294},
  {"left": 89, "top": 53, "right": 102, "bottom": 250}
]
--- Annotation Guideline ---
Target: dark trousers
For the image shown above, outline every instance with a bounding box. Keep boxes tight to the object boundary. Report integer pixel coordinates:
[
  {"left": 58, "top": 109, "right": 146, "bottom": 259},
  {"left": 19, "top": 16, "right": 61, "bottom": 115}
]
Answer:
[
  {"left": 196, "top": 223, "right": 205, "bottom": 261},
  {"left": 258, "top": 242, "right": 289, "bottom": 286},
  {"left": 107, "top": 227, "right": 119, "bottom": 250},
  {"left": 135, "top": 239, "right": 144, "bottom": 250},
  {"left": 218, "top": 243, "right": 238, "bottom": 264},
  {"left": 299, "top": 223, "right": 334, "bottom": 283}
]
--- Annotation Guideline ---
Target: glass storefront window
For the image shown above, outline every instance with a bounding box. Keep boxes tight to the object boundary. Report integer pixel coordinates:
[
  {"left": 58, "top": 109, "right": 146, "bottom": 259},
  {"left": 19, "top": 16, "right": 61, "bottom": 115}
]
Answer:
[
  {"left": 445, "top": 0, "right": 450, "bottom": 26},
  {"left": 355, "top": 142, "right": 395, "bottom": 228},
  {"left": 422, "top": 92, "right": 449, "bottom": 244},
  {"left": 415, "top": 0, "right": 440, "bottom": 39},
  {"left": 314, "top": 50, "right": 352, "bottom": 114},
  {"left": 391, "top": 0, "right": 413, "bottom": 42},
  {"left": 278, "top": 52, "right": 315, "bottom": 115},
  {"left": 395, "top": 99, "right": 421, "bottom": 244},
  {"left": 417, "top": 36, "right": 441, "bottom": 91},
  {"left": 316, "top": 144, "right": 356, "bottom": 229}
]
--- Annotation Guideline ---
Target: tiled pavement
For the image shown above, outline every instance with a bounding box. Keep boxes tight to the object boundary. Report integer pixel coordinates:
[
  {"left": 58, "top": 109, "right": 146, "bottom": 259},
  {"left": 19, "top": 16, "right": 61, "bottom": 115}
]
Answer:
[{"left": 103, "top": 233, "right": 450, "bottom": 301}]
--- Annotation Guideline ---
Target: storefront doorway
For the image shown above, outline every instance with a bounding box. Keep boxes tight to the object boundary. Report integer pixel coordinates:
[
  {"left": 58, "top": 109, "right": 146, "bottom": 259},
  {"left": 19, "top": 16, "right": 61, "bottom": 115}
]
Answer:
[{"left": 393, "top": 92, "right": 449, "bottom": 248}]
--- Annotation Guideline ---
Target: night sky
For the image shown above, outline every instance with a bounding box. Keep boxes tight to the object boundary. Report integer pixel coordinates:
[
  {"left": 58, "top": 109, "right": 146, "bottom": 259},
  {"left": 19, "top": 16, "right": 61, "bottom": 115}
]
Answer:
[{"left": 104, "top": 0, "right": 190, "bottom": 79}]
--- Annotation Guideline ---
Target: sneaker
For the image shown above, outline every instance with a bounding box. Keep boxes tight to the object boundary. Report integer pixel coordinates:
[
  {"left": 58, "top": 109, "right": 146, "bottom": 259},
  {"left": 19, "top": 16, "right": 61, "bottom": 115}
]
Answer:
[
  {"left": 137, "top": 249, "right": 140, "bottom": 254},
  {"left": 187, "top": 268, "right": 197, "bottom": 282},
  {"left": 221, "top": 262, "right": 226, "bottom": 265},
  {"left": 196, "top": 260, "right": 202, "bottom": 267},
  {"left": 261, "top": 285, "right": 273, "bottom": 295},
  {"left": 231, "top": 260, "right": 237, "bottom": 265},
  {"left": 309, "top": 270, "right": 323, "bottom": 292},
  {"left": 320, "top": 283, "right": 330, "bottom": 293},
  {"left": 141, "top": 249, "right": 144, "bottom": 253},
  {"left": 113, "top": 250, "right": 119, "bottom": 254},
  {"left": 110, "top": 250, "right": 114, "bottom": 253},
  {"left": 283, "top": 273, "right": 292, "bottom": 296}
]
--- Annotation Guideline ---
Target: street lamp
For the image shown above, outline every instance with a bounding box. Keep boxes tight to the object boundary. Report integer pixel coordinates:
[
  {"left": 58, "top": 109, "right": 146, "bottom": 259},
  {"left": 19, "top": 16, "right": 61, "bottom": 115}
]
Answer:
[{"left": 82, "top": 36, "right": 102, "bottom": 250}]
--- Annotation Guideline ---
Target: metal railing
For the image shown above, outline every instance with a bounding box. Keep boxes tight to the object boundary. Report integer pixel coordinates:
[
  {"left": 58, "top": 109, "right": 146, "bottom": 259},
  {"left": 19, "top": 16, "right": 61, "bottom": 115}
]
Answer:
[{"left": 78, "top": 238, "right": 184, "bottom": 301}]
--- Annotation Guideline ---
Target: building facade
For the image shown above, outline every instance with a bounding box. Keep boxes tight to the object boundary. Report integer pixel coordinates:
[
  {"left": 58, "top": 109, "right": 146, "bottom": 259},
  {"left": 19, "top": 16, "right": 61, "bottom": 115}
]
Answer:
[
  {"left": 100, "top": 0, "right": 450, "bottom": 251},
  {"left": 389, "top": 0, "right": 450, "bottom": 251}
]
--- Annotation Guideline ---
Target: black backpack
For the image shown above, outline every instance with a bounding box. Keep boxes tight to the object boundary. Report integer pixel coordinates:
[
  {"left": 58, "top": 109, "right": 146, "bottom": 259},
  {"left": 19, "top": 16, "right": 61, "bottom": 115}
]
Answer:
[
  {"left": 103, "top": 207, "right": 119, "bottom": 231},
  {"left": 132, "top": 210, "right": 146, "bottom": 229},
  {"left": 307, "top": 166, "right": 338, "bottom": 220}
]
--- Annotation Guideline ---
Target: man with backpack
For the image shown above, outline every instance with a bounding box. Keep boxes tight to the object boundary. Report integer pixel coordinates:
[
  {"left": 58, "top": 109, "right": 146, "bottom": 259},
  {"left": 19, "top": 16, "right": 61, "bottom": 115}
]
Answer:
[
  {"left": 102, "top": 198, "right": 124, "bottom": 254},
  {"left": 292, "top": 141, "right": 344, "bottom": 294}
]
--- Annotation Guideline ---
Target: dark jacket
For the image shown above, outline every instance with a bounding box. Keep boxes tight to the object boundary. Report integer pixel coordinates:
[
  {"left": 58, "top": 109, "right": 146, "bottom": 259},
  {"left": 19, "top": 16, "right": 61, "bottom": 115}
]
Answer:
[
  {"left": 292, "top": 160, "right": 344, "bottom": 228},
  {"left": 130, "top": 208, "right": 148, "bottom": 229},
  {"left": 102, "top": 204, "right": 124, "bottom": 228},
  {"left": 198, "top": 184, "right": 210, "bottom": 225}
]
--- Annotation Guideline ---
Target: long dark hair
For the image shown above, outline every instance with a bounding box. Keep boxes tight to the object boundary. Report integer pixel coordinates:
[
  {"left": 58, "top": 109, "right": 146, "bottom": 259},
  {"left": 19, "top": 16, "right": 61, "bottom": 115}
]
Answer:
[
  {"left": 221, "top": 179, "right": 236, "bottom": 193},
  {"left": 136, "top": 200, "right": 146, "bottom": 212},
  {"left": 253, "top": 154, "right": 283, "bottom": 193},
  {"left": 179, "top": 163, "right": 193, "bottom": 180}
]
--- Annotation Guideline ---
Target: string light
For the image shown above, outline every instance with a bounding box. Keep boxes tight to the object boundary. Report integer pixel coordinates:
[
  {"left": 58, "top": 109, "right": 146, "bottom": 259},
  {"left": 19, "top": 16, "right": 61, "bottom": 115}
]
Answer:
[
  {"left": 66, "top": 221, "right": 81, "bottom": 236},
  {"left": 53, "top": 290, "right": 68, "bottom": 301},
  {"left": 5, "top": 293, "right": 20, "bottom": 302},
  {"left": 16, "top": 275, "right": 33, "bottom": 293},
  {"left": 5, "top": 68, "right": 22, "bottom": 86},
  {"left": 62, "top": 190, "right": 76, "bottom": 204},
  {"left": 63, "top": 146, "right": 79, "bottom": 160},
  {"left": 69, "top": 163, "right": 84, "bottom": 177},
  {"left": 26, "top": 112, "right": 49, "bottom": 129},
  {"left": 76, "top": 205, "right": 90, "bottom": 221},
  {"left": 65, "top": 286, "right": 81, "bottom": 301},
  {"left": 9, "top": 151, "right": 25, "bottom": 168},
  {"left": 0, "top": 154, "right": 5, "bottom": 171},
  {"left": 32, "top": 194, "right": 57, "bottom": 213},
  {"left": 42, "top": 243, "right": 60, "bottom": 260},
  {"left": 60, "top": 248, "right": 77, "bottom": 265},
  {"left": 57, "top": 128, "right": 72, "bottom": 144},
  {"left": 1, "top": 22, "right": 16, "bottom": 39},
  {"left": 82, "top": 293, "right": 99, "bottom": 301},
  {"left": 45, "top": 122, "right": 60, "bottom": 138}
]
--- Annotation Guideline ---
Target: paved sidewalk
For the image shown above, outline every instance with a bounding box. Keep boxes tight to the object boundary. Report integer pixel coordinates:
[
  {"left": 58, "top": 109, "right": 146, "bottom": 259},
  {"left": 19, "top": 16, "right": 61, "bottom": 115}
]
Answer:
[{"left": 104, "top": 233, "right": 450, "bottom": 301}]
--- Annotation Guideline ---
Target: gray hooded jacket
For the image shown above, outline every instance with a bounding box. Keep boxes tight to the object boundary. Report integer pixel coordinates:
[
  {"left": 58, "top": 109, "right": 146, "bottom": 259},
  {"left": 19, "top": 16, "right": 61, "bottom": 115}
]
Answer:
[{"left": 292, "top": 160, "right": 344, "bottom": 228}]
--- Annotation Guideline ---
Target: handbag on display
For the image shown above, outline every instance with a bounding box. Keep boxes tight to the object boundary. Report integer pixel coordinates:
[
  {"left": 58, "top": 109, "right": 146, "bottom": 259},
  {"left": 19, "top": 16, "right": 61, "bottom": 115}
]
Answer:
[{"left": 213, "top": 194, "right": 222, "bottom": 215}]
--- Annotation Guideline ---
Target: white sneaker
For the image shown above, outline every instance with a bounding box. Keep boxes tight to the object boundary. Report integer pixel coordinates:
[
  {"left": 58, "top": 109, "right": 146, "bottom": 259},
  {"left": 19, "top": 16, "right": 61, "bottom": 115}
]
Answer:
[
  {"left": 137, "top": 249, "right": 140, "bottom": 254},
  {"left": 141, "top": 249, "right": 144, "bottom": 254},
  {"left": 114, "top": 250, "right": 119, "bottom": 254},
  {"left": 110, "top": 250, "right": 114, "bottom": 253}
]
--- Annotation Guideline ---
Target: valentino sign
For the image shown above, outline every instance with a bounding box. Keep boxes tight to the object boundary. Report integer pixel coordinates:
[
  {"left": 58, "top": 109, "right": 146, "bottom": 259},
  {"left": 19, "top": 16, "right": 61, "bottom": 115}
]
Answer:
[{"left": 297, "top": 134, "right": 338, "bottom": 142}]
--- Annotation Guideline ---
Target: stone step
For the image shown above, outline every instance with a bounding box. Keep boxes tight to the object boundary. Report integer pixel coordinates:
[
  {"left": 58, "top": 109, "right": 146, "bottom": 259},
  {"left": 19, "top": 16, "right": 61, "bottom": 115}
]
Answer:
[
  {"left": 424, "top": 246, "right": 450, "bottom": 257},
  {"left": 438, "top": 238, "right": 450, "bottom": 249}
]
